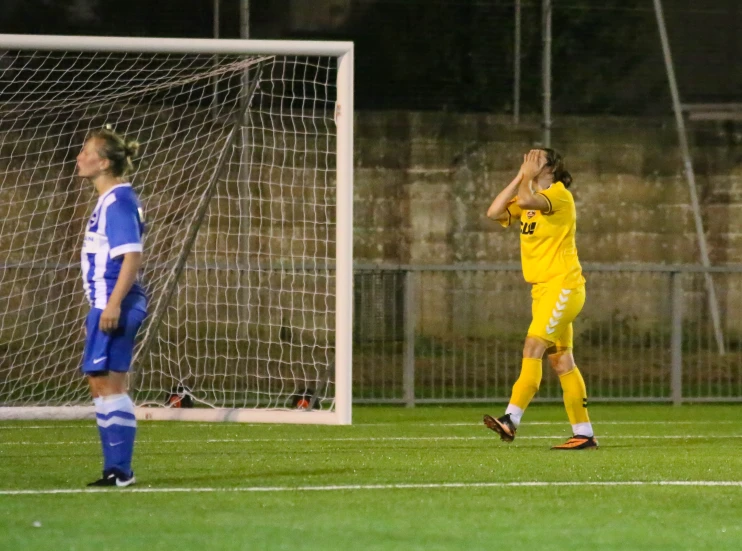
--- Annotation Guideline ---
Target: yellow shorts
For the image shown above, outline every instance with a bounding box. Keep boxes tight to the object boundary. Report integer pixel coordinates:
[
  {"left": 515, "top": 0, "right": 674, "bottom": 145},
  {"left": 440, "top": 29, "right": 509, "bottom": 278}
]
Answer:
[{"left": 527, "top": 284, "right": 585, "bottom": 349}]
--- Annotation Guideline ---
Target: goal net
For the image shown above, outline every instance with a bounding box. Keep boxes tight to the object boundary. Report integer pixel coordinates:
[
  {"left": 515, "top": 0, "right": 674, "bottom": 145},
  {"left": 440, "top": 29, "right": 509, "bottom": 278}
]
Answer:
[{"left": 0, "top": 35, "right": 353, "bottom": 424}]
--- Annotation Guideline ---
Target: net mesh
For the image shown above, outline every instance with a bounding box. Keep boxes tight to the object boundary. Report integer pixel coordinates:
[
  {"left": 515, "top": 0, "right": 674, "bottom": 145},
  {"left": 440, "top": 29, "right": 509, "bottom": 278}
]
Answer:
[{"left": 0, "top": 48, "right": 339, "bottom": 410}]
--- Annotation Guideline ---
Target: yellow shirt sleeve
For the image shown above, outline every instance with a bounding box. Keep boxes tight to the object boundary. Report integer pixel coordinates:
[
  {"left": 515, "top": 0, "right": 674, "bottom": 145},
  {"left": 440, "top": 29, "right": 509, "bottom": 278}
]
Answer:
[
  {"left": 500, "top": 198, "right": 523, "bottom": 227},
  {"left": 536, "top": 182, "right": 571, "bottom": 215}
]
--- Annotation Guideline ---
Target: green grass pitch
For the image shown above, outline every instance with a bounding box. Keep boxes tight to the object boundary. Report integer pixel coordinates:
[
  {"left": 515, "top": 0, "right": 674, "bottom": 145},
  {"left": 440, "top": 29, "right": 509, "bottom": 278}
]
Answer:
[{"left": 2, "top": 405, "right": 742, "bottom": 550}]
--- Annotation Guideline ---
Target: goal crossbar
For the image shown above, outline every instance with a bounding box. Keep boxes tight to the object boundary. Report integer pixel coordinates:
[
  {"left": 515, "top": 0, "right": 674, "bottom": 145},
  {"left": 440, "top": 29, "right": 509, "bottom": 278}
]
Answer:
[{"left": 0, "top": 34, "right": 353, "bottom": 57}]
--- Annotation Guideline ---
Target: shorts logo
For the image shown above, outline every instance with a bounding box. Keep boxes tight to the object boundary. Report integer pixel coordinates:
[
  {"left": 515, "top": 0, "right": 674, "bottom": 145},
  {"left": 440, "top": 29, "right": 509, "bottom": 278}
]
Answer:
[
  {"left": 526, "top": 210, "right": 536, "bottom": 219},
  {"left": 545, "top": 289, "right": 571, "bottom": 335},
  {"left": 92, "top": 356, "right": 107, "bottom": 364}
]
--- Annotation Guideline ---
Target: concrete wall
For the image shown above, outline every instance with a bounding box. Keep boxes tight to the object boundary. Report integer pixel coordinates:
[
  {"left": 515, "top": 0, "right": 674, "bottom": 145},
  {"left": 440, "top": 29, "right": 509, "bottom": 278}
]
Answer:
[
  {"left": 354, "top": 111, "right": 742, "bottom": 338},
  {"left": 355, "top": 111, "right": 740, "bottom": 265},
  {"left": 3, "top": 110, "right": 742, "bottom": 380}
]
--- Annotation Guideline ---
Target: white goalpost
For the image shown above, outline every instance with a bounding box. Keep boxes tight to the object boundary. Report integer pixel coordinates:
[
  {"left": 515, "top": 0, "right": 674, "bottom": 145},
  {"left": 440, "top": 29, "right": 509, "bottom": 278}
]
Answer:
[{"left": 0, "top": 35, "right": 353, "bottom": 424}]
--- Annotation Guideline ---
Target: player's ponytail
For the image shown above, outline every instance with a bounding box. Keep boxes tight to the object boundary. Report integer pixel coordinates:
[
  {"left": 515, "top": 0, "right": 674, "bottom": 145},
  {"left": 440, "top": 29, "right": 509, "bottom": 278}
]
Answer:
[
  {"left": 89, "top": 125, "right": 140, "bottom": 178},
  {"left": 123, "top": 140, "right": 140, "bottom": 162},
  {"left": 541, "top": 148, "right": 573, "bottom": 188}
]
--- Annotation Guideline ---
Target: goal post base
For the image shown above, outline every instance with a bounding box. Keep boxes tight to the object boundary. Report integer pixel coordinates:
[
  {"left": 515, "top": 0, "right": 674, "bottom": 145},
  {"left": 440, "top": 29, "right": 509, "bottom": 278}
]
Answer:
[
  {"left": 0, "top": 406, "right": 348, "bottom": 425},
  {"left": 0, "top": 407, "right": 96, "bottom": 421},
  {"left": 138, "top": 407, "right": 347, "bottom": 424}
]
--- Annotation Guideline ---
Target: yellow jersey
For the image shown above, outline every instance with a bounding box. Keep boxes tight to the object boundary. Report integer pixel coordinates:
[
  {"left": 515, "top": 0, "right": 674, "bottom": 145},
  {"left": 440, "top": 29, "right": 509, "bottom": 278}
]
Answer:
[{"left": 501, "top": 181, "right": 585, "bottom": 289}]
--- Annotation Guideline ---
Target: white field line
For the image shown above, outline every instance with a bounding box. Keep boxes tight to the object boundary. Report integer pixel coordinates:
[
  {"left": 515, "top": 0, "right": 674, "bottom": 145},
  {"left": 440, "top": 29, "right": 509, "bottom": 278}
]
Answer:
[
  {"left": 0, "top": 420, "right": 740, "bottom": 430},
  {"left": 2, "top": 480, "right": 742, "bottom": 496},
  {"left": 0, "top": 423, "right": 240, "bottom": 430},
  {"left": 360, "top": 420, "right": 742, "bottom": 427},
  {"left": 3, "top": 434, "right": 742, "bottom": 446}
]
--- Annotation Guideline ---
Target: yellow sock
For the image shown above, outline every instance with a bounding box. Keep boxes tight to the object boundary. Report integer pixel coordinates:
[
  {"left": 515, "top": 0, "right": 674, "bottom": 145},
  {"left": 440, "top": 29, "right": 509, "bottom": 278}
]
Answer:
[
  {"left": 559, "top": 367, "right": 590, "bottom": 425},
  {"left": 509, "top": 358, "right": 542, "bottom": 411}
]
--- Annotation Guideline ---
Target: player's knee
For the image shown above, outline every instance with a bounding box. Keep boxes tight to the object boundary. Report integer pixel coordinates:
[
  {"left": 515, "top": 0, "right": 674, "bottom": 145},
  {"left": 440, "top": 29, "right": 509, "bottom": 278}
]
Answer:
[
  {"left": 550, "top": 361, "right": 569, "bottom": 376},
  {"left": 87, "top": 371, "right": 127, "bottom": 396},
  {"left": 549, "top": 352, "right": 576, "bottom": 376},
  {"left": 523, "top": 336, "right": 548, "bottom": 358}
]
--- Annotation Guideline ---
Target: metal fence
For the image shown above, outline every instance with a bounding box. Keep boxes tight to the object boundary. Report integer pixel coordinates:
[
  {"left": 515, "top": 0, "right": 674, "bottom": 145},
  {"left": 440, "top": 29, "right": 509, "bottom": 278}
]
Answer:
[{"left": 353, "top": 264, "right": 742, "bottom": 405}]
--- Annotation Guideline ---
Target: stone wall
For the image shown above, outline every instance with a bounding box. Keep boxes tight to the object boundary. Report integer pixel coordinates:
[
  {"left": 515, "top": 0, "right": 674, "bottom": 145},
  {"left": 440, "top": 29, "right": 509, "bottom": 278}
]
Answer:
[
  {"left": 353, "top": 111, "right": 742, "bottom": 337},
  {"left": 3, "top": 110, "right": 742, "bottom": 361},
  {"left": 354, "top": 111, "right": 742, "bottom": 265}
]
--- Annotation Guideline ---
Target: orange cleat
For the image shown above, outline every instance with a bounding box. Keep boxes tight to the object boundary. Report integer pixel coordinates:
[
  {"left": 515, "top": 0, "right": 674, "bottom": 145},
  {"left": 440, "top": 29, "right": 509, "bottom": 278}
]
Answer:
[
  {"left": 483, "top": 413, "right": 517, "bottom": 442},
  {"left": 550, "top": 435, "right": 599, "bottom": 450}
]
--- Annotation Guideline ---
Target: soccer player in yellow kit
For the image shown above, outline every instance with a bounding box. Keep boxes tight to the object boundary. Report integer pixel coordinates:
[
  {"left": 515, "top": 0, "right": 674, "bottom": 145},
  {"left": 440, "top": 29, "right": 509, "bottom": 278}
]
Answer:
[{"left": 483, "top": 149, "right": 597, "bottom": 450}]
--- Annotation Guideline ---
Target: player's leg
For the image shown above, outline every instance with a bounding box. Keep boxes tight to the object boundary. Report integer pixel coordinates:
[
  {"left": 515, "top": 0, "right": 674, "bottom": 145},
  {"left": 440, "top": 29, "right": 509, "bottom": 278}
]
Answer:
[
  {"left": 88, "top": 370, "right": 137, "bottom": 486},
  {"left": 484, "top": 334, "right": 550, "bottom": 441},
  {"left": 543, "top": 286, "right": 597, "bottom": 450},
  {"left": 546, "top": 345, "right": 597, "bottom": 449},
  {"left": 84, "top": 307, "right": 146, "bottom": 486},
  {"left": 82, "top": 308, "right": 120, "bottom": 483},
  {"left": 484, "top": 286, "right": 551, "bottom": 441}
]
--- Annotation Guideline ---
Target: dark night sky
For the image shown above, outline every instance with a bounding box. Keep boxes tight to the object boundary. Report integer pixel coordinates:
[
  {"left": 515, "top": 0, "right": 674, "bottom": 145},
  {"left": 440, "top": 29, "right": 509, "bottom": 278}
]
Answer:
[
  {"left": 1, "top": 0, "right": 740, "bottom": 112},
  {"left": 0, "top": 0, "right": 248, "bottom": 38}
]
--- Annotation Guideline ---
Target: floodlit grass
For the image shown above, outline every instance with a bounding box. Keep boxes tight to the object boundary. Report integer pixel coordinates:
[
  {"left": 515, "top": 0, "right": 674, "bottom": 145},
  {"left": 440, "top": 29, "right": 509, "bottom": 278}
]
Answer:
[{"left": 2, "top": 405, "right": 742, "bottom": 550}]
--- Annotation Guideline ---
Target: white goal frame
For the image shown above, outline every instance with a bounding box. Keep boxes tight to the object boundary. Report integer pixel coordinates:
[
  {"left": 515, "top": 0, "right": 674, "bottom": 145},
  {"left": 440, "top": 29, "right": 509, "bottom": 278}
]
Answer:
[{"left": 0, "top": 34, "right": 353, "bottom": 425}]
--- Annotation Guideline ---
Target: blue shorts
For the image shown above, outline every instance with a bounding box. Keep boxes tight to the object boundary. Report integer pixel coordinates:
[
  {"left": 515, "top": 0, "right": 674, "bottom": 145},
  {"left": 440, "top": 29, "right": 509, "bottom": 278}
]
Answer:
[{"left": 81, "top": 307, "right": 147, "bottom": 374}]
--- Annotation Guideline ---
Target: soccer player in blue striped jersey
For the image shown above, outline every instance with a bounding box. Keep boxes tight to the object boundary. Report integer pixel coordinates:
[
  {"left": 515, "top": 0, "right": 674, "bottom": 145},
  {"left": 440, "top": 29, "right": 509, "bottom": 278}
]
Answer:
[{"left": 76, "top": 127, "right": 147, "bottom": 487}]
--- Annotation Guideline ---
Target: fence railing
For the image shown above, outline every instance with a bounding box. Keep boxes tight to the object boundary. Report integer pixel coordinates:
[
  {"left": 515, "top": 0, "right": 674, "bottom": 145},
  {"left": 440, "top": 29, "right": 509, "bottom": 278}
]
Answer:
[{"left": 353, "top": 264, "right": 742, "bottom": 406}]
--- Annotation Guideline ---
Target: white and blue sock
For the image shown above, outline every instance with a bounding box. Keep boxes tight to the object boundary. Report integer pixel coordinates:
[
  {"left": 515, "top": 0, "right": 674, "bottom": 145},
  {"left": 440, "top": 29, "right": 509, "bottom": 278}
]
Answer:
[
  {"left": 96, "top": 394, "right": 137, "bottom": 477},
  {"left": 93, "top": 396, "right": 111, "bottom": 472}
]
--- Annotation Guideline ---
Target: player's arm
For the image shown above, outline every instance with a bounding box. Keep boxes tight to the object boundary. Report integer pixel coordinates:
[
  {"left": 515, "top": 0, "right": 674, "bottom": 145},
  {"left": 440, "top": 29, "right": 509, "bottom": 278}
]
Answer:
[
  {"left": 487, "top": 170, "right": 523, "bottom": 223},
  {"left": 100, "top": 200, "right": 144, "bottom": 332},
  {"left": 100, "top": 252, "right": 143, "bottom": 330},
  {"left": 516, "top": 150, "right": 551, "bottom": 212}
]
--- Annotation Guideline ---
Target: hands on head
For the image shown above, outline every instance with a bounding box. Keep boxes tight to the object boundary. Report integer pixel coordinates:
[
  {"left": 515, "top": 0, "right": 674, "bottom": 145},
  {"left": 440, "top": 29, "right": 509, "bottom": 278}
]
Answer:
[{"left": 520, "top": 149, "right": 547, "bottom": 182}]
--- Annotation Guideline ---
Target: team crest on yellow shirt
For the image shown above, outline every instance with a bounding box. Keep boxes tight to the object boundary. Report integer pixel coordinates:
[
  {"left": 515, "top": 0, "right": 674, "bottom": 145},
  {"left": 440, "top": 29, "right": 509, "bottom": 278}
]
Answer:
[{"left": 526, "top": 210, "right": 536, "bottom": 219}]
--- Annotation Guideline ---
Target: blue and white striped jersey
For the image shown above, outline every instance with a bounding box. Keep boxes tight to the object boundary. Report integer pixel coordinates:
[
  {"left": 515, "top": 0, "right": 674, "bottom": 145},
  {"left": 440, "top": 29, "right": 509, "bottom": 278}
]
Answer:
[{"left": 81, "top": 184, "right": 147, "bottom": 311}]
